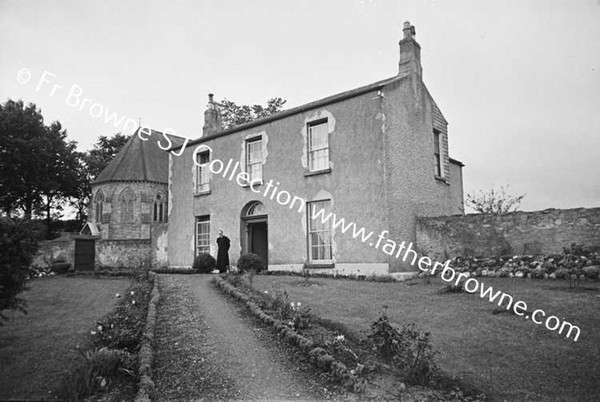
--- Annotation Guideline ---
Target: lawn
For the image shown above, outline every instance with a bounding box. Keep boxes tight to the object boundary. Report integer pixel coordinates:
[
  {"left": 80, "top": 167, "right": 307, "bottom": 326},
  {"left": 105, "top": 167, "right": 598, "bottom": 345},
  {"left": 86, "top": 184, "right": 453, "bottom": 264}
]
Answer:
[
  {"left": 253, "top": 274, "right": 600, "bottom": 401},
  {"left": 0, "top": 276, "right": 130, "bottom": 400}
]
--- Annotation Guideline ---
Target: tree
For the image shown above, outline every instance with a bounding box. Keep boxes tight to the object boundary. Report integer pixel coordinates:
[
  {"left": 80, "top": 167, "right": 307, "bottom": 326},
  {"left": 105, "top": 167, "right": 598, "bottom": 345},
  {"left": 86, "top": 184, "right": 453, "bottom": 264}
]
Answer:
[
  {"left": 466, "top": 185, "right": 526, "bottom": 214},
  {"left": 0, "top": 217, "right": 44, "bottom": 323},
  {"left": 218, "top": 97, "right": 286, "bottom": 130},
  {"left": 0, "top": 100, "right": 85, "bottom": 237},
  {"left": 83, "top": 133, "right": 130, "bottom": 179},
  {"left": 0, "top": 100, "right": 47, "bottom": 218},
  {"left": 38, "top": 122, "right": 81, "bottom": 237}
]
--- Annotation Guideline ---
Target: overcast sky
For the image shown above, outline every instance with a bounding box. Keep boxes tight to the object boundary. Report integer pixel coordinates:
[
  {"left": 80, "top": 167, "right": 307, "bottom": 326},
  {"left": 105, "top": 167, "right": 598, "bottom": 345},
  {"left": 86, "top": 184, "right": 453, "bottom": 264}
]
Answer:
[{"left": 1, "top": 0, "right": 599, "bottom": 212}]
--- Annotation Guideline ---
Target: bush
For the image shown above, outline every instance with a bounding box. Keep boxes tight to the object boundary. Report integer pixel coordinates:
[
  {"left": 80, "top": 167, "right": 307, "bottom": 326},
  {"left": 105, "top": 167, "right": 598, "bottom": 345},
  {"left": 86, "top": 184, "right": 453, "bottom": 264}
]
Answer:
[
  {"left": 237, "top": 253, "right": 264, "bottom": 273},
  {"left": 583, "top": 266, "right": 600, "bottom": 280},
  {"left": 193, "top": 253, "right": 217, "bottom": 273},
  {"left": 368, "top": 307, "right": 437, "bottom": 385},
  {"left": 0, "top": 217, "right": 44, "bottom": 322}
]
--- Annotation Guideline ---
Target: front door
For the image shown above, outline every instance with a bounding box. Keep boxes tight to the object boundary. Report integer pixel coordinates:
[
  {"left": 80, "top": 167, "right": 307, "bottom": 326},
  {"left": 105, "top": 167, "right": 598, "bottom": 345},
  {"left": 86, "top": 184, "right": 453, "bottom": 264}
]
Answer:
[{"left": 248, "top": 221, "right": 268, "bottom": 269}]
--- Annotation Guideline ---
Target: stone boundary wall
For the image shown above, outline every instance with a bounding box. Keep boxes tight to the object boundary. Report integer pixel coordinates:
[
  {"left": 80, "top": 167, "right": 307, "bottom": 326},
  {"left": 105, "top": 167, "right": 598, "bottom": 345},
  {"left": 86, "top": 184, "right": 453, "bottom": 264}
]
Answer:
[
  {"left": 96, "top": 239, "right": 152, "bottom": 269},
  {"left": 417, "top": 207, "right": 600, "bottom": 259},
  {"left": 31, "top": 232, "right": 77, "bottom": 269}
]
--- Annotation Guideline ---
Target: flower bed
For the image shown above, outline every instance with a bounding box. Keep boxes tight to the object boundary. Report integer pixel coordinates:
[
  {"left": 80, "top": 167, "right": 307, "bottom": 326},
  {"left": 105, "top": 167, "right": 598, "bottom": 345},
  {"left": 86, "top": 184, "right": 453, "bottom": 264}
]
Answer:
[
  {"left": 212, "top": 274, "right": 484, "bottom": 400},
  {"left": 212, "top": 275, "right": 368, "bottom": 393},
  {"left": 56, "top": 271, "right": 155, "bottom": 400}
]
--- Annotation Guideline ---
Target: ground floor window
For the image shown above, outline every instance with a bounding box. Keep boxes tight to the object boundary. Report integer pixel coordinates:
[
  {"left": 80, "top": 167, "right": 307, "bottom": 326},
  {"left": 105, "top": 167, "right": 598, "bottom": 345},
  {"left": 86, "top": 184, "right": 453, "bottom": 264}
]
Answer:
[
  {"left": 196, "top": 215, "right": 210, "bottom": 255},
  {"left": 307, "top": 200, "right": 332, "bottom": 263}
]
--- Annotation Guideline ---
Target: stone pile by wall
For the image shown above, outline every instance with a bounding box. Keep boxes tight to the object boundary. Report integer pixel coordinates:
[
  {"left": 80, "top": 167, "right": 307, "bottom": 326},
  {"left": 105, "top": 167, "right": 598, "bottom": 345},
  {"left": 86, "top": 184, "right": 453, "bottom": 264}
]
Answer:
[{"left": 437, "top": 245, "right": 600, "bottom": 280}]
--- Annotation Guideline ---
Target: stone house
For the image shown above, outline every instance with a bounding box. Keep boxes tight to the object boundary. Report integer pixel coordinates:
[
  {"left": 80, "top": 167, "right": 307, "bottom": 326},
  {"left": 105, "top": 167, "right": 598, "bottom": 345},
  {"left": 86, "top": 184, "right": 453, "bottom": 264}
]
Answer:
[
  {"left": 86, "top": 130, "right": 184, "bottom": 268},
  {"left": 166, "top": 22, "right": 464, "bottom": 275}
]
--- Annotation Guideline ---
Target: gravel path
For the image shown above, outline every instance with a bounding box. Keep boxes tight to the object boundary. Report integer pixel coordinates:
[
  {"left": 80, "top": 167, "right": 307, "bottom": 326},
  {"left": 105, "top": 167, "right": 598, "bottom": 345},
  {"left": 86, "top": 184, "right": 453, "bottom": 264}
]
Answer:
[{"left": 153, "top": 275, "right": 351, "bottom": 401}]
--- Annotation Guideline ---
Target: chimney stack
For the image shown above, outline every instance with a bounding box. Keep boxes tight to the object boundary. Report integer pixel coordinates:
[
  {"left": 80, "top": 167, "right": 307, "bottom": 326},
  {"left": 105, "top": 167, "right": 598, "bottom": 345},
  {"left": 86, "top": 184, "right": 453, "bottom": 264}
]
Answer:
[
  {"left": 202, "top": 93, "right": 222, "bottom": 137},
  {"left": 398, "top": 21, "right": 422, "bottom": 79}
]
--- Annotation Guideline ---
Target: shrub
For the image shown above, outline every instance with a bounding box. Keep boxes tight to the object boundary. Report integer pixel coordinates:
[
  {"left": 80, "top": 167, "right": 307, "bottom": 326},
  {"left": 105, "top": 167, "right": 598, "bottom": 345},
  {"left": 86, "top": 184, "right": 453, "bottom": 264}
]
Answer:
[
  {"left": 583, "top": 266, "right": 600, "bottom": 280},
  {"left": 0, "top": 217, "right": 44, "bottom": 322},
  {"left": 237, "top": 253, "right": 264, "bottom": 273},
  {"left": 193, "top": 253, "right": 217, "bottom": 273},
  {"left": 368, "top": 307, "right": 437, "bottom": 385}
]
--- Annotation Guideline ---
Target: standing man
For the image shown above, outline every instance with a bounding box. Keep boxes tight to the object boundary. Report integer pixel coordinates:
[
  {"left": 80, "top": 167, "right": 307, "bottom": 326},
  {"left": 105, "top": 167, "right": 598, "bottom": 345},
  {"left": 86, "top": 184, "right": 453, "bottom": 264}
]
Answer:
[{"left": 216, "top": 230, "right": 230, "bottom": 273}]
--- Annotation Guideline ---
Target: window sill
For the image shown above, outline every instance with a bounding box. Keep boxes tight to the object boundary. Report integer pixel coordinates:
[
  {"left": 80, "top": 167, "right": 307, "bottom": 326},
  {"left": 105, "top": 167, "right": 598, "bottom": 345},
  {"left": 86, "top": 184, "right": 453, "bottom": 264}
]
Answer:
[
  {"left": 304, "top": 168, "right": 331, "bottom": 177},
  {"left": 242, "top": 180, "right": 263, "bottom": 189},
  {"left": 304, "top": 262, "right": 335, "bottom": 269},
  {"left": 194, "top": 189, "right": 211, "bottom": 197},
  {"left": 434, "top": 175, "right": 449, "bottom": 185}
]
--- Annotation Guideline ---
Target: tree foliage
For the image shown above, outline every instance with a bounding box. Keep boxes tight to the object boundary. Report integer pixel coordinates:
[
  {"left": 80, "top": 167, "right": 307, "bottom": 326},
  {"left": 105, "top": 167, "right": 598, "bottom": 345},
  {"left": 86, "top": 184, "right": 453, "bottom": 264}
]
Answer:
[
  {"left": 83, "top": 133, "right": 130, "bottom": 180},
  {"left": 0, "top": 217, "right": 44, "bottom": 322},
  {"left": 0, "top": 100, "right": 81, "bottom": 236},
  {"left": 465, "top": 185, "right": 526, "bottom": 214},
  {"left": 218, "top": 97, "right": 286, "bottom": 130}
]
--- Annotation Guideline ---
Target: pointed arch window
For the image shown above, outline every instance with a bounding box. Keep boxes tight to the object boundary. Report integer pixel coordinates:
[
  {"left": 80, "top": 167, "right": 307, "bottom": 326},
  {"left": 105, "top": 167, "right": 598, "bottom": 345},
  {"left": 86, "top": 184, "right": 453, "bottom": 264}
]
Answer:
[
  {"left": 120, "top": 188, "right": 135, "bottom": 223},
  {"left": 153, "top": 193, "right": 167, "bottom": 222},
  {"left": 94, "top": 190, "right": 104, "bottom": 223}
]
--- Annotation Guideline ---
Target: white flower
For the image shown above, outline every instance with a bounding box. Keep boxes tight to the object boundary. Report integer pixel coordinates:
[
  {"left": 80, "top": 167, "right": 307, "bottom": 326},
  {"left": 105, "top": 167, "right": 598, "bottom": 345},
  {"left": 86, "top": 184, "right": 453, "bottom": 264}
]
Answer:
[
  {"left": 116, "top": 293, "right": 121, "bottom": 298},
  {"left": 264, "top": 290, "right": 268, "bottom": 294},
  {"left": 90, "top": 330, "right": 96, "bottom": 335},
  {"left": 132, "top": 300, "right": 136, "bottom": 305},
  {"left": 297, "top": 302, "right": 301, "bottom": 307},
  {"left": 130, "top": 291, "right": 135, "bottom": 295},
  {"left": 97, "top": 325, "right": 103, "bottom": 332},
  {"left": 335, "top": 335, "right": 345, "bottom": 342}
]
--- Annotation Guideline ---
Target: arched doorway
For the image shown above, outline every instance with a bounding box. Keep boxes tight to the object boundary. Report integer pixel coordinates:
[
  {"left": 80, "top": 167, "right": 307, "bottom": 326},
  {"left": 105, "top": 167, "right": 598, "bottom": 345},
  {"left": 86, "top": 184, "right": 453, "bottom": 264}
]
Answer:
[{"left": 241, "top": 201, "right": 268, "bottom": 269}]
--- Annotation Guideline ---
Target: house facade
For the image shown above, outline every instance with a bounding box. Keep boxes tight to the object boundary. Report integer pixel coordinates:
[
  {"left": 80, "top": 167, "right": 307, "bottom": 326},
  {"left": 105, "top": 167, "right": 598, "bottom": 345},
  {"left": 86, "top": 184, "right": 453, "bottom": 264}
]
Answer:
[{"left": 167, "top": 22, "right": 464, "bottom": 275}]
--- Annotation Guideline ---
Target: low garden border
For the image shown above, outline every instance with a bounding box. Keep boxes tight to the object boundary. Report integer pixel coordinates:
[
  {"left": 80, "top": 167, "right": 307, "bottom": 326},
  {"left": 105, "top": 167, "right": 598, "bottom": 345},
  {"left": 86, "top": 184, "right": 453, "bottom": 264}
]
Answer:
[
  {"left": 134, "top": 272, "right": 160, "bottom": 402},
  {"left": 211, "top": 276, "right": 367, "bottom": 393}
]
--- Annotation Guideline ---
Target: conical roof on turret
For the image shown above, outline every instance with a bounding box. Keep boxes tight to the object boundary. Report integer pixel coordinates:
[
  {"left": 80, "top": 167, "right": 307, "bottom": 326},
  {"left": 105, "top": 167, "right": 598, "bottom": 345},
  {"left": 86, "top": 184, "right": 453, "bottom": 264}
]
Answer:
[{"left": 93, "top": 128, "right": 186, "bottom": 185}]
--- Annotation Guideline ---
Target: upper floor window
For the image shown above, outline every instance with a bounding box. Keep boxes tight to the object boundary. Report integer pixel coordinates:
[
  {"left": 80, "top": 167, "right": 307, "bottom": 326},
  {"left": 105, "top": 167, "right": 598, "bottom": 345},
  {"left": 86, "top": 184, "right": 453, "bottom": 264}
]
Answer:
[
  {"left": 307, "top": 199, "right": 333, "bottom": 264},
  {"left": 94, "top": 191, "right": 104, "bottom": 223},
  {"left": 308, "top": 120, "right": 329, "bottom": 172},
  {"left": 153, "top": 193, "right": 166, "bottom": 222},
  {"left": 195, "top": 215, "right": 210, "bottom": 256},
  {"left": 196, "top": 150, "right": 211, "bottom": 193},
  {"left": 120, "top": 188, "right": 135, "bottom": 223},
  {"left": 433, "top": 129, "right": 442, "bottom": 177},
  {"left": 246, "top": 136, "right": 263, "bottom": 182}
]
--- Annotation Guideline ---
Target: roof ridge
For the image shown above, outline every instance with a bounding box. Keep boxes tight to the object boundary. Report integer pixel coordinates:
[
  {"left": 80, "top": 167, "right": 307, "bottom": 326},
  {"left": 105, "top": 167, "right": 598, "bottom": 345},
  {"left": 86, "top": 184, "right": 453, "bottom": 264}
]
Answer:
[{"left": 175, "top": 74, "right": 407, "bottom": 149}]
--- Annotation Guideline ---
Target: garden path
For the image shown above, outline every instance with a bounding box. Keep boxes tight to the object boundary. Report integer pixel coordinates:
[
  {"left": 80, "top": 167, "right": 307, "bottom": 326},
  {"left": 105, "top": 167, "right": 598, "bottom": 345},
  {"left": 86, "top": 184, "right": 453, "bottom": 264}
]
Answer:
[{"left": 153, "top": 274, "right": 348, "bottom": 401}]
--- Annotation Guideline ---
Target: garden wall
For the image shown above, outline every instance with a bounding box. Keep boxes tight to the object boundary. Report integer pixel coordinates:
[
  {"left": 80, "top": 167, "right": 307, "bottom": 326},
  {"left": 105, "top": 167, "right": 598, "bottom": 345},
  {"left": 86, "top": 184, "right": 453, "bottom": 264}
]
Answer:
[
  {"left": 31, "top": 233, "right": 76, "bottom": 269},
  {"left": 96, "top": 239, "right": 151, "bottom": 269},
  {"left": 417, "top": 207, "right": 600, "bottom": 259}
]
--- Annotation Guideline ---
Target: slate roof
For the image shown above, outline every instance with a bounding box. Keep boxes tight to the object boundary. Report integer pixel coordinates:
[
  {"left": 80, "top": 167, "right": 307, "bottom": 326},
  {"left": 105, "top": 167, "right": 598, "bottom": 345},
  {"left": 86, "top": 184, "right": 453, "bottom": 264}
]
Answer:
[{"left": 94, "top": 128, "right": 186, "bottom": 185}]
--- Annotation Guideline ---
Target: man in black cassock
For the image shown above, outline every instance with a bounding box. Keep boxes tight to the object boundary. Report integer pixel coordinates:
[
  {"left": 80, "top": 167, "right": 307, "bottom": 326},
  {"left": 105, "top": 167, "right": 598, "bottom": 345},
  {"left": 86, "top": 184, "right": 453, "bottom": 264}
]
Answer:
[{"left": 216, "top": 230, "right": 230, "bottom": 273}]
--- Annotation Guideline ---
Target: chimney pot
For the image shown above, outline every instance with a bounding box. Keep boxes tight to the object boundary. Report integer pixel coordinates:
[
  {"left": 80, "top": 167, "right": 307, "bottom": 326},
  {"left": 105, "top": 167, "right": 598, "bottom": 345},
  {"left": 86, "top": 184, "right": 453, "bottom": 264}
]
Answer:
[{"left": 402, "top": 21, "right": 416, "bottom": 40}]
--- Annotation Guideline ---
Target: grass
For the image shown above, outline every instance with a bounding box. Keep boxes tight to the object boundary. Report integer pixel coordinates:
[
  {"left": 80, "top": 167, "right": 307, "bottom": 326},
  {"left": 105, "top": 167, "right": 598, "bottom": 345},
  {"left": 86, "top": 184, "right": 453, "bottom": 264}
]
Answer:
[
  {"left": 0, "top": 276, "right": 130, "bottom": 401},
  {"left": 253, "top": 275, "right": 600, "bottom": 401}
]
